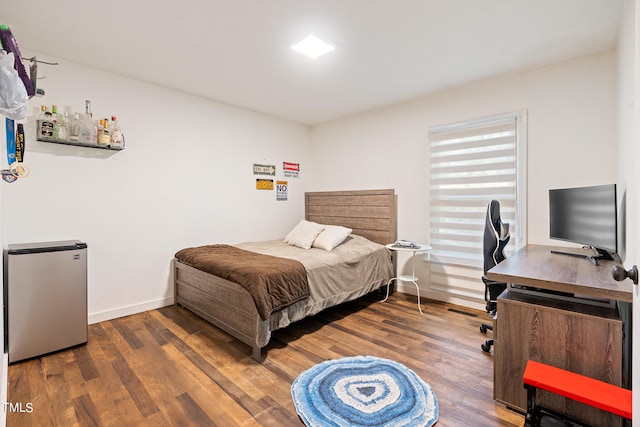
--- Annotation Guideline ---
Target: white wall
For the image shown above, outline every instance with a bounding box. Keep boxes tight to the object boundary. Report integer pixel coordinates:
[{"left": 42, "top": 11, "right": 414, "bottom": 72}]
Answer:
[
  {"left": 1, "top": 52, "right": 311, "bottom": 324},
  {"left": 310, "top": 53, "right": 618, "bottom": 310}
]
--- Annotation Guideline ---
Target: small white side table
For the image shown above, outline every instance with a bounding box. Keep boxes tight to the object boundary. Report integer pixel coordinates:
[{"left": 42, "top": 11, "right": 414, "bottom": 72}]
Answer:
[{"left": 383, "top": 243, "right": 432, "bottom": 315}]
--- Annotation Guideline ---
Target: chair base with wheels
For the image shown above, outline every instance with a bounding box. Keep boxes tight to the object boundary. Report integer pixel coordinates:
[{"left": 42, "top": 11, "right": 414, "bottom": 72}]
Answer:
[
  {"left": 480, "top": 324, "right": 494, "bottom": 353},
  {"left": 480, "top": 276, "right": 506, "bottom": 353}
]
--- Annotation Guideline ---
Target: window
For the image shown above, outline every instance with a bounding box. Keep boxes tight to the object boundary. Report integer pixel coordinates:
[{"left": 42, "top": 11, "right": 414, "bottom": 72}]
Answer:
[{"left": 428, "top": 111, "right": 527, "bottom": 300}]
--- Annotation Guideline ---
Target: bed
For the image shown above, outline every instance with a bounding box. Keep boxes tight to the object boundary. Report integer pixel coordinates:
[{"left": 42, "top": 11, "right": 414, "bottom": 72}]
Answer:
[{"left": 173, "top": 189, "right": 397, "bottom": 361}]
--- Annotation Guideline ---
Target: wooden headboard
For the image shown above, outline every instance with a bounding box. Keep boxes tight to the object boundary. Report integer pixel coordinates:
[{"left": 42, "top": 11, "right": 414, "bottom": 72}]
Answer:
[{"left": 305, "top": 189, "right": 397, "bottom": 245}]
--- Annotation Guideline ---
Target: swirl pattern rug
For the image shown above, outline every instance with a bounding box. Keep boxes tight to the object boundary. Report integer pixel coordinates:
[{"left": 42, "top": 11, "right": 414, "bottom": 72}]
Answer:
[{"left": 291, "top": 355, "right": 438, "bottom": 427}]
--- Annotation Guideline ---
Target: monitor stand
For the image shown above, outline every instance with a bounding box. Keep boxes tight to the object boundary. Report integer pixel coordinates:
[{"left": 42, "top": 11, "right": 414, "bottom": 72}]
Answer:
[
  {"left": 550, "top": 247, "right": 615, "bottom": 265},
  {"left": 551, "top": 250, "right": 598, "bottom": 265},
  {"left": 592, "top": 247, "right": 614, "bottom": 261}
]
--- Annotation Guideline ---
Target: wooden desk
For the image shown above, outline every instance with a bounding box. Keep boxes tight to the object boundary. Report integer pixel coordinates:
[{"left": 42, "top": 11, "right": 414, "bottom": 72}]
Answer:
[
  {"left": 487, "top": 245, "right": 631, "bottom": 427},
  {"left": 487, "top": 245, "right": 633, "bottom": 302}
]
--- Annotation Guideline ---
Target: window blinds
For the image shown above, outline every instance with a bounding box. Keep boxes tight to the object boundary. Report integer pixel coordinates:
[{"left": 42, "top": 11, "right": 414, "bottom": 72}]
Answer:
[{"left": 428, "top": 113, "right": 525, "bottom": 271}]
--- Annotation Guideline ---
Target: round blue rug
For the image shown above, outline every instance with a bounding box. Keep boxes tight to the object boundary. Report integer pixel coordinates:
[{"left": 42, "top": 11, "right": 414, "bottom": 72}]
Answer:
[{"left": 291, "top": 355, "right": 438, "bottom": 427}]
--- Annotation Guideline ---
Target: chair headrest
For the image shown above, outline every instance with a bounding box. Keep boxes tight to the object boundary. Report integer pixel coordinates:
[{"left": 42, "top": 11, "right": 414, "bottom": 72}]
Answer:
[{"left": 487, "top": 199, "right": 510, "bottom": 240}]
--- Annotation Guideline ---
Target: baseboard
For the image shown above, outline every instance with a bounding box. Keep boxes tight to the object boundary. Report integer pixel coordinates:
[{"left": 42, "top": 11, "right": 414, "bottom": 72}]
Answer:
[
  {"left": 396, "top": 283, "right": 485, "bottom": 311},
  {"left": 88, "top": 296, "right": 175, "bottom": 324}
]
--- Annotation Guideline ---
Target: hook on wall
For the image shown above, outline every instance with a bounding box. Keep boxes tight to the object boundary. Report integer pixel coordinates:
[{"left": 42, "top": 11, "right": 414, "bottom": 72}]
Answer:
[
  {"left": 27, "top": 56, "right": 58, "bottom": 66},
  {"left": 24, "top": 56, "right": 59, "bottom": 96}
]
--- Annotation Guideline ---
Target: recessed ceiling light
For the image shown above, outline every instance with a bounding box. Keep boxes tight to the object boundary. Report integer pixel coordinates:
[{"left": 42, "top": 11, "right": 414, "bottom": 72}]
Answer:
[{"left": 291, "top": 35, "right": 335, "bottom": 59}]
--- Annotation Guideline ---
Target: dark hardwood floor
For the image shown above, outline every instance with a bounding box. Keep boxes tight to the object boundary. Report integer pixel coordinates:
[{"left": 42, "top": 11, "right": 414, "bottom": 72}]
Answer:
[{"left": 7, "top": 292, "right": 524, "bottom": 426}]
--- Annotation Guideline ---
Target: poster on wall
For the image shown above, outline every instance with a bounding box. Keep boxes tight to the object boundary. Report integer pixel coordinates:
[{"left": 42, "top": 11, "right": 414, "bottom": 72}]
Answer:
[
  {"left": 256, "top": 179, "right": 274, "bottom": 190},
  {"left": 276, "top": 181, "right": 288, "bottom": 201},
  {"left": 283, "top": 162, "right": 300, "bottom": 178}
]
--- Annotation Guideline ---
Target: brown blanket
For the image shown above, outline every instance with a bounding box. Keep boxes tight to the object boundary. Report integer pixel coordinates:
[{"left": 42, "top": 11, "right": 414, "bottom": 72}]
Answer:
[{"left": 175, "top": 244, "right": 309, "bottom": 320}]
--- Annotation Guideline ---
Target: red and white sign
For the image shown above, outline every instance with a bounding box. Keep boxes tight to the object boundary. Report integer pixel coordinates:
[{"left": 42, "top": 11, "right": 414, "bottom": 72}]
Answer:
[
  {"left": 283, "top": 162, "right": 300, "bottom": 178},
  {"left": 283, "top": 162, "right": 300, "bottom": 171}
]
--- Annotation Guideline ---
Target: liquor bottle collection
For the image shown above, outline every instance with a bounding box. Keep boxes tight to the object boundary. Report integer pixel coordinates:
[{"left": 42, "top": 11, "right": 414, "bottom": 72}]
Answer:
[{"left": 36, "top": 100, "right": 124, "bottom": 149}]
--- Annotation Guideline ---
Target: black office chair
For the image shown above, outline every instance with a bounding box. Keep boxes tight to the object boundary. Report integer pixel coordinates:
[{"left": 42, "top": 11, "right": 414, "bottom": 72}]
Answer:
[{"left": 480, "top": 200, "right": 510, "bottom": 353}]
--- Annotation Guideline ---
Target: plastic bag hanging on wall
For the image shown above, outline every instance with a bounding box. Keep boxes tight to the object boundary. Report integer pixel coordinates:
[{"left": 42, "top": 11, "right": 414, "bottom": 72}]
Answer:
[{"left": 0, "top": 51, "right": 28, "bottom": 120}]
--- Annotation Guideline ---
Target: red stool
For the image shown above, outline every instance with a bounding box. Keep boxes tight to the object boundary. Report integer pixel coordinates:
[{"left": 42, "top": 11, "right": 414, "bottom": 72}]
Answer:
[{"left": 522, "top": 359, "right": 631, "bottom": 426}]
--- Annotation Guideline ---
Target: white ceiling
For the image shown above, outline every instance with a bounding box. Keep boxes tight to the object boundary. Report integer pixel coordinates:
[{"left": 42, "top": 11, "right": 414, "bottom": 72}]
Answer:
[{"left": 2, "top": 0, "right": 624, "bottom": 125}]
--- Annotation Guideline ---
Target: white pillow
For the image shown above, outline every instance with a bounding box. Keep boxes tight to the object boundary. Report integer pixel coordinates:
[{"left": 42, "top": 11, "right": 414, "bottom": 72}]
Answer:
[
  {"left": 284, "top": 220, "right": 325, "bottom": 250},
  {"left": 312, "top": 225, "right": 352, "bottom": 250}
]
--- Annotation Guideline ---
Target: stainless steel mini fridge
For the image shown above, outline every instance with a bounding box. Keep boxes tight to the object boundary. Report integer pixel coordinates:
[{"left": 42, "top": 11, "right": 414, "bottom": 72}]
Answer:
[{"left": 4, "top": 240, "right": 88, "bottom": 363}]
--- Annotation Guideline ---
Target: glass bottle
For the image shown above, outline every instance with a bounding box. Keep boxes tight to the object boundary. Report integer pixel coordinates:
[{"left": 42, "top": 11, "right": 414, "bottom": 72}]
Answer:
[
  {"left": 39, "top": 106, "right": 54, "bottom": 140},
  {"left": 110, "top": 115, "right": 124, "bottom": 148},
  {"left": 56, "top": 111, "right": 70, "bottom": 142},
  {"left": 69, "top": 112, "right": 81, "bottom": 141},
  {"left": 51, "top": 105, "right": 60, "bottom": 140},
  {"left": 79, "top": 100, "right": 97, "bottom": 143},
  {"left": 37, "top": 105, "right": 47, "bottom": 138},
  {"left": 97, "top": 118, "right": 104, "bottom": 143},
  {"left": 98, "top": 118, "right": 111, "bottom": 145}
]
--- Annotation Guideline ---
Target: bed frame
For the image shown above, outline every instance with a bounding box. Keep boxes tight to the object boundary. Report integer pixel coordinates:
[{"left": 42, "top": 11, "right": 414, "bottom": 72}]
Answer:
[{"left": 173, "top": 189, "right": 397, "bottom": 361}]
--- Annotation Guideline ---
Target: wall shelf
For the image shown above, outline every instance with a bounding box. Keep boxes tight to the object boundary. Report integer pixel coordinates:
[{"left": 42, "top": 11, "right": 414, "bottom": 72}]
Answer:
[{"left": 36, "top": 137, "right": 124, "bottom": 151}]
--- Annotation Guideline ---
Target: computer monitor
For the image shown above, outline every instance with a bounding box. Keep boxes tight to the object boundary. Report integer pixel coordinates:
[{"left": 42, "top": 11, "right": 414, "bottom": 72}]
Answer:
[{"left": 549, "top": 184, "right": 617, "bottom": 260}]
